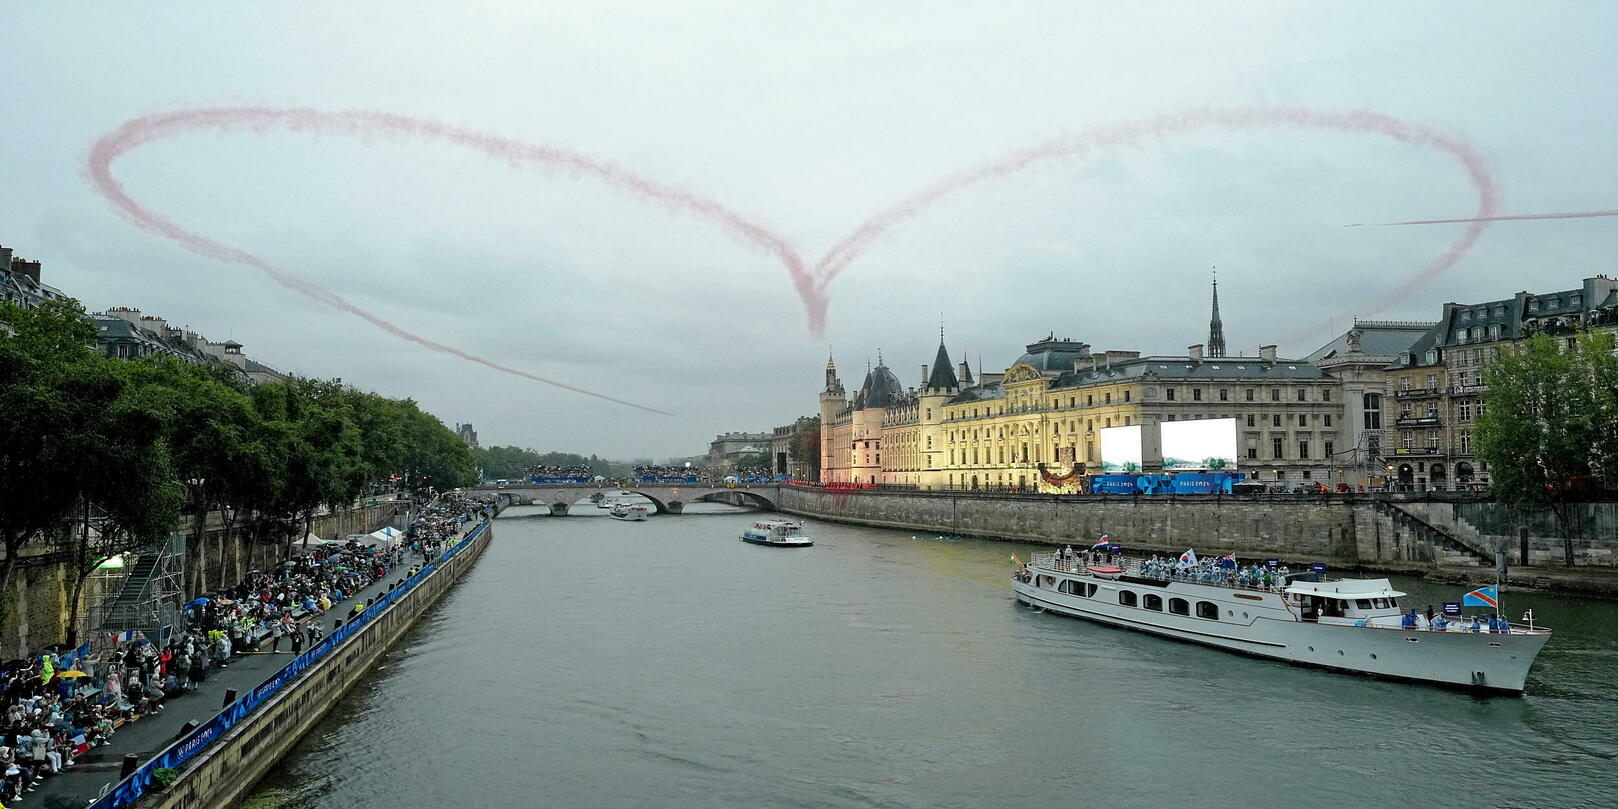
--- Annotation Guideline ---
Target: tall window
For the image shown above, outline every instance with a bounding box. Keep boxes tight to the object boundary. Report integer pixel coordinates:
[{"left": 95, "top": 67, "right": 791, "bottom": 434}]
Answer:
[
  {"left": 1322, "top": 389, "right": 1331, "bottom": 402},
  {"left": 1459, "top": 401, "right": 1472, "bottom": 422},
  {"left": 1363, "top": 393, "right": 1383, "bottom": 429},
  {"left": 1166, "top": 389, "right": 1176, "bottom": 401},
  {"left": 1246, "top": 438, "right": 1258, "bottom": 460},
  {"left": 1271, "top": 388, "right": 1280, "bottom": 401},
  {"left": 1459, "top": 431, "right": 1472, "bottom": 454},
  {"left": 1245, "top": 388, "right": 1255, "bottom": 401},
  {"left": 1272, "top": 414, "right": 1281, "bottom": 427},
  {"left": 1272, "top": 437, "right": 1283, "bottom": 458},
  {"left": 1298, "top": 440, "right": 1309, "bottom": 459},
  {"left": 1193, "top": 388, "right": 1203, "bottom": 401},
  {"left": 1246, "top": 415, "right": 1255, "bottom": 427},
  {"left": 1297, "top": 389, "right": 1306, "bottom": 402},
  {"left": 1324, "top": 440, "right": 1334, "bottom": 457}
]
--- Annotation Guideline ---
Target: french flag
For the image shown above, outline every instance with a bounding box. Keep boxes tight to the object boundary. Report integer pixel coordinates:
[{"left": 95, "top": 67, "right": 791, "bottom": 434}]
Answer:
[{"left": 1090, "top": 535, "right": 1111, "bottom": 550}]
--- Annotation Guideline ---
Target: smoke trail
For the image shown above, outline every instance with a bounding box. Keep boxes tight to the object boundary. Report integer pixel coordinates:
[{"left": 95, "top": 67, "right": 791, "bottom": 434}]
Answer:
[
  {"left": 1347, "top": 209, "right": 1618, "bottom": 227},
  {"left": 87, "top": 107, "right": 821, "bottom": 414},
  {"left": 815, "top": 106, "right": 1499, "bottom": 327},
  {"left": 92, "top": 105, "right": 1506, "bottom": 400}
]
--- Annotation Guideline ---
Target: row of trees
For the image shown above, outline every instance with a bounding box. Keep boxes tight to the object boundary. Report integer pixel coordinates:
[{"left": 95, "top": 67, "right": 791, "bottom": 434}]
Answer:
[
  {"left": 0, "top": 299, "right": 476, "bottom": 636},
  {"left": 469, "top": 446, "right": 629, "bottom": 480},
  {"left": 1475, "top": 330, "right": 1618, "bottom": 565}
]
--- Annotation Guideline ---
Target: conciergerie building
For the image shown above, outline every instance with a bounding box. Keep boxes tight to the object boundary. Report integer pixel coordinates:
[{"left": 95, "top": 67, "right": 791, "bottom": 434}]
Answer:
[{"left": 816, "top": 275, "right": 1618, "bottom": 493}]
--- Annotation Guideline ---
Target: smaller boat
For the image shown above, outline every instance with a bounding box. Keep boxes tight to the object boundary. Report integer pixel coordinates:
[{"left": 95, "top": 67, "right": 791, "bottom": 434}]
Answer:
[
  {"left": 610, "top": 502, "right": 650, "bottom": 521},
  {"left": 741, "top": 519, "right": 813, "bottom": 547}
]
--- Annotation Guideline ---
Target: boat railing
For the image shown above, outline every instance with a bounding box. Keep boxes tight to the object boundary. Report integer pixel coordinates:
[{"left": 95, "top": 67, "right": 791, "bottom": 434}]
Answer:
[{"left": 1028, "top": 552, "right": 1289, "bottom": 594}]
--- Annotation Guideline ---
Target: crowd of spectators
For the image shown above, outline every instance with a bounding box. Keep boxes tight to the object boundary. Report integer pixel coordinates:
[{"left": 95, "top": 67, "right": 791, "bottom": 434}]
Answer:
[
  {"left": 525, "top": 465, "right": 593, "bottom": 481},
  {"left": 730, "top": 467, "right": 775, "bottom": 481},
  {"left": 631, "top": 465, "right": 700, "bottom": 481},
  {"left": 0, "top": 494, "right": 493, "bottom": 805}
]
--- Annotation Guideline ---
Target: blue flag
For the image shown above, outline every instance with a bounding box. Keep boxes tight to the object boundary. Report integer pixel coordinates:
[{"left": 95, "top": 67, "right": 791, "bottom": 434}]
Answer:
[{"left": 1462, "top": 586, "right": 1499, "bottom": 609}]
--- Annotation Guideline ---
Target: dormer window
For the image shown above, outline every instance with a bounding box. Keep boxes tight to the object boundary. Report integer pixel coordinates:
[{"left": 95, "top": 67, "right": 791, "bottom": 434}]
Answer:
[
  {"left": 1460, "top": 310, "right": 1471, "bottom": 321},
  {"left": 1456, "top": 328, "right": 1468, "bottom": 342},
  {"left": 1571, "top": 293, "right": 1582, "bottom": 307},
  {"left": 1530, "top": 299, "right": 1540, "bottom": 311},
  {"left": 1425, "top": 349, "right": 1439, "bottom": 365},
  {"left": 1494, "top": 305, "right": 1505, "bottom": 317},
  {"left": 1549, "top": 297, "right": 1560, "bottom": 309}
]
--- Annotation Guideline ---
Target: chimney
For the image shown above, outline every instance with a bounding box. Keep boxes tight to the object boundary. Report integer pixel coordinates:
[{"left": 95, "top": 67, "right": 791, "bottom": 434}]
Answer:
[
  {"left": 0, "top": 246, "right": 12, "bottom": 271},
  {"left": 1188, "top": 344, "right": 1204, "bottom": 362},
  {"left": 1259, "top": 344, "right": 1277, "bottom": 362},
  {"left": 106, "top": 307, "right": 143, "bottom": 324},
  {"left": 11, "top": 259, "right": 42, "bottom": 284},
  {"left": 921, "top": 364, "right": 929, "bottom": 386}
]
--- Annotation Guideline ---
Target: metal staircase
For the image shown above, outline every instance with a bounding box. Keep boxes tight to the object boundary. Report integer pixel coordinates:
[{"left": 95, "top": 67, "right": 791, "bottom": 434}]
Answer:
[{"left": 94, "top": 532, "right": 186, "bottom": 634}]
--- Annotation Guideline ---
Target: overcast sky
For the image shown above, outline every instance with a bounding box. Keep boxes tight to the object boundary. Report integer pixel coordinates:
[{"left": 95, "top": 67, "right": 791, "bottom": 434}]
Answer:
[{"left": 5, "top": 2, "right": 1615, "bottom": 459}]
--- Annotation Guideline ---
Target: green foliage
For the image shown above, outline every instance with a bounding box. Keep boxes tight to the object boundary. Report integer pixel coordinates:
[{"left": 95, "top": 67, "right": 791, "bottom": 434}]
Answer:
[
  {"left": 1475, "top": 334, "right": 1603, "bottom": 506},
  {"left": 1475, "top": 331, "right": 1618, "bottom": 564},
  {"left": 0, "top": 298, "right": 477, "bottom": 583},
  {"left": 152, "top": 767, "right": 179, "bottom": 788}
]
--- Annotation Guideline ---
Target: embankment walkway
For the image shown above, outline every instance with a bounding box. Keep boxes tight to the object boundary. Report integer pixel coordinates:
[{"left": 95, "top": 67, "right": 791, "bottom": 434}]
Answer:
[{"left": 38, "top": 506, "right": 499, "bottom": 809}]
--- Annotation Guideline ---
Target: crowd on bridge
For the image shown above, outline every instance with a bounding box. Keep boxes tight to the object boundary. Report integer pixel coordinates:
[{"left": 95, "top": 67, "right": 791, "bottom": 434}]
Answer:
[
  {"left": 525, "top": 465, "right": 593, "bottom": 481},
  {"left": 630, "top": 465, "right": 700, "bottom": 481},
  {"left": 0, "top": 494, "right": 495, "bottom": 805}
]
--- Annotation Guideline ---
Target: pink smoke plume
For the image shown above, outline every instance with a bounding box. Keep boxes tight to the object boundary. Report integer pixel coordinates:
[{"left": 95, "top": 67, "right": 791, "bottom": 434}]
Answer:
[
  {"left": 90, "top": 105, "right": 1512, "bottom": 409},
  {"left": 1347, "top": 209, "right": 1618, "bottom": 227},
  {"left": 87, "top": 108, "right": 821, "bottom": 415},
  {"left": 813, "top": 107, "right": 1499, "bottom": 322}
]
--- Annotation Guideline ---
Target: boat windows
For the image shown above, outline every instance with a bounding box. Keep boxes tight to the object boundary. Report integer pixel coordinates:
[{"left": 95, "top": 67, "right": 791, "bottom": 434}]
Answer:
[
  {"left": 1372, "top": 598, "right": 1391, "bottom": 609},
  {"left": 1169, "top": 598, "right": 1189, "bottom": 616},
  {"left": 1060, "top": 580, "right": 1098, "bottom": 598},
  {"left": 1355, "top": 599, "right": 1373, "bottom": 610},
  {"left": 1195, "top": 601, "right": 1219, "bottom": 620},
  {"left": 1143, "top": 594, "right": 1163, "bottom": 611},
  {"left": 1118, "top": 590, "right": 1138, "bottom": 607}
]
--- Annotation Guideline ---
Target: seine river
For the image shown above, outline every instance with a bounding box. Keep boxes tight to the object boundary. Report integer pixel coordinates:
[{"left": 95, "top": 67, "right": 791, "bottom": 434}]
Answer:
[{"left": 240, "top": 502, "right": 1617, "bottom": 809}]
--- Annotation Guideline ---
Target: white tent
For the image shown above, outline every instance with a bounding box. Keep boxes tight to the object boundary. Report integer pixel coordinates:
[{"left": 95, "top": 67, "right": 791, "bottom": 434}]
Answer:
[{"left": 356, "top": 526, "right": 405, "bottom": 548}]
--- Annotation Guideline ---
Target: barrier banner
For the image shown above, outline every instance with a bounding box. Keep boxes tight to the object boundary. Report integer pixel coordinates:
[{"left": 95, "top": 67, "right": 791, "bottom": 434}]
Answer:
[{"left": 93, "top": 518, "right": 491, "bottom": 809}]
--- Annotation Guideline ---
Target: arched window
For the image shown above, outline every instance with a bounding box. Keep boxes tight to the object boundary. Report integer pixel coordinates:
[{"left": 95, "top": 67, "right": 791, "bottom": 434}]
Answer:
[
  {"left": 1118, "top": 590, "right": 1138, "bottom": 607},
  {"left": 1195, "top": 601, "right": 1219, "bottom": 620},
  {"left": 1143, "top": 594, "right": 1163, "bottom": 611},
  {"left": 1169, "top": 598, "right": 1190, "bottom": 616}
]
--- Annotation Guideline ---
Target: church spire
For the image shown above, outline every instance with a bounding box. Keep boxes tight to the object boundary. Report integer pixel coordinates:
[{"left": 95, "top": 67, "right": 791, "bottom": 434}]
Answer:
[{"left": 1207, "top": 268, "right": 1227, "bottom": 358}]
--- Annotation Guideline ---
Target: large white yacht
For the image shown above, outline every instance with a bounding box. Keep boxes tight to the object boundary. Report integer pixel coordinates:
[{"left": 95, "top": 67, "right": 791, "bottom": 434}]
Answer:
[{"left": 1011, "top": 551, "right": 1551, "bottom": 692}]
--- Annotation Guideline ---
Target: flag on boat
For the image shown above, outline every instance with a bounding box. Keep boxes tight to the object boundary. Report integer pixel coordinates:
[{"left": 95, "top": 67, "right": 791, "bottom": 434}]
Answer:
[
  {"left": 1462, "top": 585, "right": 1499, "bottom": 609},
  {"left": 1090, "top": 535, "right": 1111, "bottom": 550},
  {"left": 1216, "top": 553, "right": 1238, "bottom": 569},
  {"left": 1009, "top": 554, "right": 1023, "bottom": 567},
  {"left": 1179, "top": 549, "right": 1198, "bottom": 566}
]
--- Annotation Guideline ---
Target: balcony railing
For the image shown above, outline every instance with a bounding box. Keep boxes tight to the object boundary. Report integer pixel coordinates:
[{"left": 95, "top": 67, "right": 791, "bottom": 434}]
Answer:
[
  {"left": 1451, "top": 383, "right": 1488, "bottom": 395},
  {"left": 1390, "top": 446, "right": 1444, "bottom": 457},
  {"left": 1394, "top": 415, "right": 1442, "bottom": 427},
  {"left": 1393, "top": 388, "right": 1441, "bottom": 399}
]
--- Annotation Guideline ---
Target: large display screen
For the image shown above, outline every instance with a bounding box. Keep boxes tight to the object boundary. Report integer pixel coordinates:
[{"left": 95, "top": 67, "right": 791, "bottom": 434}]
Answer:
[
  {"left": 1160, "top": 417, "right": 1238, "bottom": 471},
  {"left": 1098, "top": 425, "right": 1143, "bottom": 473}
]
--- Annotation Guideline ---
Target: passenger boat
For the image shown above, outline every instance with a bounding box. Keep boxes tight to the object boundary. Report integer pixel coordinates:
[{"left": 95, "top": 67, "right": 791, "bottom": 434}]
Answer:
[
  {"left": 1011, "top": 551, "right": 1552, "bottom": 692},
  {"left": 740, "top": 519, "right": 813, "bottom": 547},
  {"left": 609, "top": 502, "right": 649, "bottom": 521}
]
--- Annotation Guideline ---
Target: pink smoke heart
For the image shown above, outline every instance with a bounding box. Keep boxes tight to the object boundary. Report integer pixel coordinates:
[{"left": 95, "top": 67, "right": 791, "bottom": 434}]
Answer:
[{"left": 88, "top": 106, "right": 1503, "bottom": 412}]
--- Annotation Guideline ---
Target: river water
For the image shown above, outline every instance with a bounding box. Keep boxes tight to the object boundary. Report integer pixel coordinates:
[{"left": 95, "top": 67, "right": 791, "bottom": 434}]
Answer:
[{"left": 240, "top": 502, "right": 1618, "bottom": 809}]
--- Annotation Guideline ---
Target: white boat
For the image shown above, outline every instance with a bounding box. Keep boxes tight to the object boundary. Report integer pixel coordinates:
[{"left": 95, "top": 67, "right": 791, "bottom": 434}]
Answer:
[
  {"left": 740, "top": 519, "right": 813, "bottom": 547},
  {"left": 1011, "top": 551, "right": 1551, "bottom": 693},
  {"left": 609, "top": 502, "right": 650, "bottom": 521}
]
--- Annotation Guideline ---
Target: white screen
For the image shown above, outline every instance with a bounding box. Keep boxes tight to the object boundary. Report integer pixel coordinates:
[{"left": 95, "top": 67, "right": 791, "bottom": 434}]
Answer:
[
  {"left": 1160, "top": 418, "right": 1238, "bottom": 471},
  {"left": 1098, "top": 425, "right": 1143, "bottom": 473}
]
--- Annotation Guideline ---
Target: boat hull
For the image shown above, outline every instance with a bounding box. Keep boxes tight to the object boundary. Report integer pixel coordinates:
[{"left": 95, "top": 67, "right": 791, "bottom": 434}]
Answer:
[
  {"left": 1011, "top": 574, "right": 1548, "bottom": 693},
  {"left": 740, "top": 536, "right": 812, "bottom": 547}
]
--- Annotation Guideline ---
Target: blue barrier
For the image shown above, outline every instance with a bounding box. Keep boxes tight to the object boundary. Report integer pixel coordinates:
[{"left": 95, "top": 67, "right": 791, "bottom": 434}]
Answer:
[{"left": 92, "top": 512, "right": 494, "bottom": 809}]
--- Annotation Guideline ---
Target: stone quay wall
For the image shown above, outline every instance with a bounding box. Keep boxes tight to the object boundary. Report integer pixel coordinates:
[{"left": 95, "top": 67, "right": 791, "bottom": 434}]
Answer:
[
  {"left": 776, "top": 488, "right": 1618, "bottom": 576},
  {"left": 144, "top": 518, "right": 495, "bottom": 809}
]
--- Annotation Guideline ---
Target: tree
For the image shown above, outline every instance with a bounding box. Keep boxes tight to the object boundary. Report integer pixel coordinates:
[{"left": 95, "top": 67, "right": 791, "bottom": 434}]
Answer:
[
  {"left": 1475, "top": 331, "right": 1618, "bottom": 565},
  {"left": 788, "top": 416, "right": 821, "bottom": 480},
  {"left": 0, "top": 300, "right": 126, "bottom": 603}
]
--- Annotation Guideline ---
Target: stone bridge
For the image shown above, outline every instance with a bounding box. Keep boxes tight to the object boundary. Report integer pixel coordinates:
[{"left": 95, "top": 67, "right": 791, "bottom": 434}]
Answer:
[{"left": 467, "top": 483, "right": 780, "bottom": 515}]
